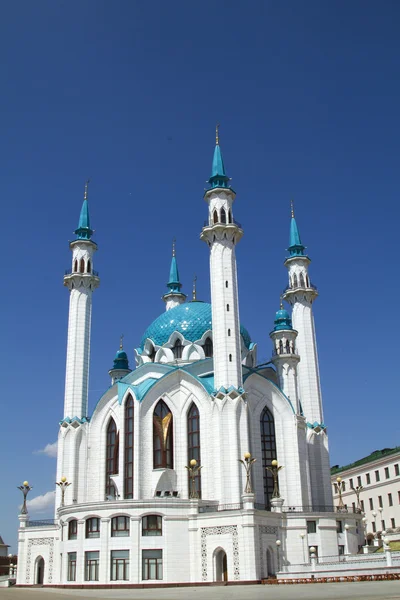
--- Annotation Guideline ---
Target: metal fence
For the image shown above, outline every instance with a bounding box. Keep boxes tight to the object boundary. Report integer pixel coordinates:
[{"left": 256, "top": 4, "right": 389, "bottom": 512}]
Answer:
[{"left": 26, "top": 519, "right": 57, "bottom": 528}]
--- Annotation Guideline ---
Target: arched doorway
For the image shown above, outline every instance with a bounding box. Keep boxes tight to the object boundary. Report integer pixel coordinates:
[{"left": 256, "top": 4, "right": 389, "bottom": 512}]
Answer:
[
  {"left": 266, "top": 548, "right": 274, "bottom": 577},
  {"left": 35, "top": 556, "right": 44, "bottom": 584},
  {"left": 214, "top": 548, "right": 228, "bottom": 582}
]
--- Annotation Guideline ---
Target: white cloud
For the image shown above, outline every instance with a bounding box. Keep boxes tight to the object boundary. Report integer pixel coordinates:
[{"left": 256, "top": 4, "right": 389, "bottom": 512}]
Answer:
[
  {"left": 35, "top": 441, "right": 58, "bottom": 458},
  {"left": 26, "top": 491, "right": 55, "bottom": 514}
]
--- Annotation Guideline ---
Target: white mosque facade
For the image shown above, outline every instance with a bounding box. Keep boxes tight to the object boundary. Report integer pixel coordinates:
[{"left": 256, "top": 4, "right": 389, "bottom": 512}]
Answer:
[{"left": 17, "top": 137, "right": 364, "bottom": 586}]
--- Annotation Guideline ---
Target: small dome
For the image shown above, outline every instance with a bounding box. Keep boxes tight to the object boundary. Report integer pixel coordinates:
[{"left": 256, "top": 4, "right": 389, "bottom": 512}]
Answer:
[
  {"left": 111, "top": 349, "right": 129, "bottom": 371},
  {"left": 274, "top": 308, "right": 293, "bottom": 331},
  {"left": 140, "top": 302, "right": 251, "bottom": 349}
]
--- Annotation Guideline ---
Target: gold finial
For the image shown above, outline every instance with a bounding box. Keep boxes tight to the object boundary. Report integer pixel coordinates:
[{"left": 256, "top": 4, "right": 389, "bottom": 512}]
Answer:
[
  {"left": 290, "top": 199, "right": 295, "bottom": 218},
  {"left": 120, "top": 334, "right": 124, "bottom": 350},
  {"left": 172, "top": 238, "right": 176, "bottom": 257},
  {"left": 280, "top": 296, "right": 284, "bottom": 310},
  {"left": 216, "top": 123, "right": 220, "bottom": 146},
  {"left": 192, "top": 275, "right": 197, "bottom": 301},
  {"left": 84, "top": 179, "right": 90, "bottom": 201}
]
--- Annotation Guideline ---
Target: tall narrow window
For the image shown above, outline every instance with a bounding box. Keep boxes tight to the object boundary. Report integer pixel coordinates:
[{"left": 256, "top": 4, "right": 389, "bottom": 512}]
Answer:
[
  {"left": 187, "top": 403, "right": 201, "bottom": 498},
  {"left": 285, "top": 340, "right": 290, "bottom": 353},
  {"left": 106, "top": 418, "right": 119, "bottom": 498},
  {"left": 279, "top": 340, "right": 283, "bottom": 354},
  {"left": 204, "top": 337, "right": 213, "bottom": 358},
  {"left": 221, "top": 208, "right": 227, "bottom": 224},
  {"left": 149, "top": 345, "right": 156, "bottom": 362},
  {"left": 68, "top": 519, "right": 78, "bottom": 540},
  {"left": 124, "top": 396, "right": 134, "bottom": 499},
  {"left": 293, "top": 273, "right": 298, "bottom": 288},
  {"left": 228, "top": 209, "right": 232, "bottom": 223},
  {"left": 80, "top": 258, "right": 85, "bottom": 273},
  {"left": 260, "top": 407, "right": 277, "bottom": 509},
  {"left": 226, "top": 304, "right": 230, "bottom": 311},
  {"left": 153, "top": 400, "right": 173, "bottom": 469},
  {"left": 87, "top": 259, "right": 91, "bottom": 273},
  {"left": 229, "top": 354, "right": 232, "bottom": 362},
  {"left": 228, "top": 329, "right": 231, "bottom": 336},
  {"left": 225, "top": 281, "right": 228, "bottom": 288},
  {"left": 172, "top": 339, "right": 183, "bottom": 359},
  {"left": 67, "top": 553, "right": 77, "bottom": 582},
  {"left": 213, "top": 210, "right": 218, "bottom": 224},
  {"left": 74, "top": 259, "right": 78, "bottom": 273},
  {"left": 299, "top": 273, "right": 305, "bottom": 287}
]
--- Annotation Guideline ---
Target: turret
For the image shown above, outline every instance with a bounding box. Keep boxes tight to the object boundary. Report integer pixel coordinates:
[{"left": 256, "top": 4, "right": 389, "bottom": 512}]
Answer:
[
  {"left": 109, "top": 336, "right": 131, "bottom": 384},
  {"left": 162, "top": 240, "right": 186, "bottom": 310}
]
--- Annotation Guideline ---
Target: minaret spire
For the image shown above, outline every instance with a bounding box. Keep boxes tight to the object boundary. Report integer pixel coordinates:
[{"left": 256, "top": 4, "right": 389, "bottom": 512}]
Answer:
[
  {"left": 288, "top": 200, "right": 305, "bottom": 257},
  {"left": 162, "top": 240, "right": 186, "bottom": 311},
  {"left": 75, "top": 180, "right": 93, "bottom": 240}
]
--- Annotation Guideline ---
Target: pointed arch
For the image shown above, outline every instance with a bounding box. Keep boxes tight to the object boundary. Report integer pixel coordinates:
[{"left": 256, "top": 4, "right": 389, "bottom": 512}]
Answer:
[
  {"left": 172, "top": 339, "right": 183, "bottom": 359},
  {"left": 306, "top": 275, "right": 310, "bottom": 287},
  {"left": 187, "top": 402, "right": 201, "bottom": 498},
  {"left": 153, "top": 400, "right": 173, "bottom": 468},
  {"left": 293, "top": 273, "right": 298, "bottom": 288},
  {"left": 221, "top": 208, "right": 227, "bottom": 224},
  {"left": 213, "top": 209, "right": 218, "bottom": 224},
  {"left": 149, "top": 344, "right": 156, "bottom": 362},
  {"left": 260, "top": 407, "right": 277, "bottom": 509},
  {"left": 228, "top": 209, "right": 232, "bottom": 224},
  {"left": 124, "top": 396, "right": 134, "bottom": 499},
  {"left": 279, "top": 340, "right": 283, "bottom": 355},
  {"left": 87, "top": 259, "right": 91, "bottom": 274},
  {"left": 79, "top": 258, "right": 85, "bottom": 273},
  {"left": 285, "top": 340, "right": 290, "bottom": 354},
  {"left": 299, "top": 273, "right": 305, "bottom": 287},
  {"left": 74, "top": 259, "right": 78, "bottom": 273},
  {"left": 204, "top": 336, "right": 213, "bottom": 358},
  {"left": 106, "top": 417, "right": 119, "bottom": 498}
]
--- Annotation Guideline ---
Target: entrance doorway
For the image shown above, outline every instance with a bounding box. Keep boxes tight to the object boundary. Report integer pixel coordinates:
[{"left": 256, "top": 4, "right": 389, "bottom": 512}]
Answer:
[
  {"left": 266, "top": 548, "right": 274, "bottom": 577},
  {"left": 214, "top": 548, "right": 228, "bottom": 582},
  {"left": 36, "top": 557, "right": 44, "bottom": 585}
]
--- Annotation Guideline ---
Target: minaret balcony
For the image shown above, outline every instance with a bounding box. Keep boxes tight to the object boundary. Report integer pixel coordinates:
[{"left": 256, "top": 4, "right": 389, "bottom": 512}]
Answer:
[
  {"left": 65, "top": 268, "right": 99, "bottom": 277},
  {"left": 282, "top": 282, "right": 317, "bottom": 295}
]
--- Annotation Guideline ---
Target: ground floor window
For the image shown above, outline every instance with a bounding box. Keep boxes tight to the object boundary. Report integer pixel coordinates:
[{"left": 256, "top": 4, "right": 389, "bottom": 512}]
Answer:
[
  {"left": 142, "top": 549, "right": 162, "bottom": 580},
  {"left": 111, "top": 550, "right": 129, "bottom": 581},
  {"left": 67, "top": 552, "right": 76, "bottom": 581},
  {"left": 85, "top": 551, "right": 99, "bottom": 581}
]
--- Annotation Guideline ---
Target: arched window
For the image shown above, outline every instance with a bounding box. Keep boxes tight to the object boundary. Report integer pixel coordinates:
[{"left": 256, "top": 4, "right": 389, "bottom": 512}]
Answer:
[
  {"left": 204, "top": 337, "right": 213, "bottom": 358},
  {"left": 73, "top": 259, "right": 78, "bottom": 273},
  {"left": 293, "top": 273, "right": 298, "bottom": 288},
  {"left": 213, "top": 210, "right": 218, "bottom": 224},
  {"left": 221, "top": 208, "right": 227, "bottom": 224},
  {"left": 153, "top": 400, "right": 173, "bottom": 469},
  {"left": 79, "top": 258, "right": 85, "bottom": 273},
  {"left": 124, "top": 396, "right": 134, "bottom": 499},
  {"left": 142, "top": 515, "right": 162, "bottom": 536},
  {"left": 111, "top": 516, "right": 130, "bottom": 537},
  {"left": 285, "top": 340, "right": 290, "bottom": 354},
  {"left": 172, "top": 339, "right": 183, "bottom": 359},
  {"left": 187, "top": 403, "right": 201, "bottom": 498},
  {"left": 228, "top": 209, "right": 232, "bottom": 223},
  {"left": 85, "top": 518, "right": 100, "bottom": 538},
  {"left": 299, "top": 273, "right": 305, "bottom": 287},
  {"left": 68, "top": 519, "right": 78, "bottom": 540},
  {"left": 260, "top": 407, "right": 277, "bottom": 509},
  {"left": 87, "top": 259, "right": 91, "bottom": 274},
  {"left": 106, "top": 418, "right": 119, "bottom": 498},
  {"left": 279, "top": 340, "right": 283, "bottom": 354},
  {"left": 306, "top": 275, "right": 310, "bottom": 288}
]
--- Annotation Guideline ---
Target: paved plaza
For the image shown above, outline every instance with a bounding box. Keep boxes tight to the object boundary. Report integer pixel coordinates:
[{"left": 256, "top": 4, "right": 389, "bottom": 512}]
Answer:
[{"left": 1, "top": 582, "right": 400, "bottom": 600}]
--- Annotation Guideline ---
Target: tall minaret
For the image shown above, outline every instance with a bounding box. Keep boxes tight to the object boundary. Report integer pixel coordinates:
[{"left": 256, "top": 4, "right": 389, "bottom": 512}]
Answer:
[
  {"left": 63, "top": 182, "right": 100, "bottom": 420},
  {"left": 200, "top": 127, "right": 243, "bottom": 391},
  {"left": 162, "top": 240, "right": 186, "bottom": 311},
  {"left": 282, "top": 203, "right": 332, "bottom": 506},
  {"left": 282, "top": 202, "right": 322, "bottom": 424}
]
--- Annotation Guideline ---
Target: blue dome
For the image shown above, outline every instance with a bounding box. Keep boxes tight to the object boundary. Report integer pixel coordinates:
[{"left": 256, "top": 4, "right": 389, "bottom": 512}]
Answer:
[
  {"left": 140, "top": 302, "right": 251, "bottom": 349},
  {"left": 111, "top": 349, "right": 129, "bottom": 371},
  {"left": 273, "top": 308, "right": 293, "bottom": 331}
]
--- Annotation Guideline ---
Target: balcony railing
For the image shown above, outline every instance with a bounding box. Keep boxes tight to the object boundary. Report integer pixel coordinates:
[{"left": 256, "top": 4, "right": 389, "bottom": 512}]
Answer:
[
  {"left": 64, "top": 269, "right": 99, "bottom": 276},
  {"left": 203, "top": 219, "right": 242, "bottom": 229},
  {"left": 26, "top": 519, "right": 57, "bottom": 528},
  {"left": 199, "top": 502, "right": 243, "bottom": 513},
  {"left": 254, "top": 504, "right": 360, "bottom": 513},
  {"left": 282, "top": 282, "right": 318, "bottom": 295}
]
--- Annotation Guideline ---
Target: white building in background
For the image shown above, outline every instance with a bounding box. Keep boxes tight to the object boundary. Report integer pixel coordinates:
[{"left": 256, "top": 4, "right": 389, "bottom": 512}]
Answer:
[
  {"left": 17, "top": 132, "right": 364, "bottom": 587},
  {"left": 331, "top": 447, "right": 400, "bottom": 542}
]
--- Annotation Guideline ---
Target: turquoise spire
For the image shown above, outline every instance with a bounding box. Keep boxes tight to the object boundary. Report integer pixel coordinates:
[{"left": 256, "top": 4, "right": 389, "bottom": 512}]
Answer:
[
  {"left": 74, "top": 180, "right": 93, "bottom": 240},
  {"left": 208, "top": 125, "right": 230, "bottom": 189},
  {"left": 274, "top": 299, "right": 293, "bottom": 331},
  {"left": 111, "top": 335, "right": 130, "bottom": 371},
  {"left": 166, "top": 239, "right": 183, "bottom": 293},
  {"left": 288, "top": 200, "right": 305, "bottom": 256}
]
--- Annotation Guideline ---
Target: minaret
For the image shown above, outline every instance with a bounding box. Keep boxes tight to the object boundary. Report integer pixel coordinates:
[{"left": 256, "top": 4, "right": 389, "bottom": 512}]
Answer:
[
  {"left": 63, "top": 182, "right": 100, "bottom": 420},
  {"left": 162, "top": 240, "right": 186, "bottom": 310},
  {"left": 200, "top": 126, "right": 243, "bottom": 391},
  {"left": 270, "top": 300, "right": 300, "bottom": 412},
  {"left": 109, "top": 336, "right": 131, "bottom": 384},
  {"left": 282, "top": 202, "right": 322, "bottom": 424}
]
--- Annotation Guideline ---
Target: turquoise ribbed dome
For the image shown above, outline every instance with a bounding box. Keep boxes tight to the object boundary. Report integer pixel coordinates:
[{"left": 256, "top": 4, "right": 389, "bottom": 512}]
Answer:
[
  {"left": 140, "top": 302, "right": 251, "bottom": 349},
  {"left": 273, "top": 308, "right": 293, "bottom": 331},
  {"left": 112, "top": 349, "right": 129, "bottom": 371}
]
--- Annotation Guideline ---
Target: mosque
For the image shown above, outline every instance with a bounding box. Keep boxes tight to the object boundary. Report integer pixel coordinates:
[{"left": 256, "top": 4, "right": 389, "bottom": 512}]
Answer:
[{"left": 16, "top": 132, "right": 363, "bottom": 586}]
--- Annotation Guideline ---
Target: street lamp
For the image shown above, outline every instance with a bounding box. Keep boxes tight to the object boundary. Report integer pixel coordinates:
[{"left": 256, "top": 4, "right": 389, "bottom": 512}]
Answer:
[
  {"left": 56, "top": 477, "right": 71, "bottom": 508},
  {"left": 371, "top": 510, "right": 377, "bottom": 536},
  {"left": 275, "top": 539, "right": 281, "bottom": 572},
  {"left": 378, "top": 506, "right": 384, "bottom": 532},
  {"left": 238, "top": 452, "right": 257, "bottom": 494},
  {"left": 362, "top": 516, "right": 369, "bottom": 547},
  {"left": 185, "top": 459, "right": 202, "bottom": 499},
  {"left": 17, "top": 481, "right": 32, "bottom": 515},
  {"left": 354, "top": 485, "right": 363, "bottom": 513},
  {"left": 299, "top": 533, "right": 306, "bottom": 563},
  {"left": 266, "top": 460, "right": 284, "bottom": 499},
  {"left": 344, "top": 523, "right": 350, "bottom": 554},
  {"left": 336, "top": 477, "right": 347, "bottom": 512}
]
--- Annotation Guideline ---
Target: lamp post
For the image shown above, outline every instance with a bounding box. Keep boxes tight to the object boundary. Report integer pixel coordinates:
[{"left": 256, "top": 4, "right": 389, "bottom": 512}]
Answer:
[
  {"left": 362, "top": 516, "right": 369, "bottom": 549},
  {"left": 266, "top": 460, "right": 283, "bottom": 499},
  {"left": 378, "top": 506, "right": 384, "bottom": 532},
  {"left": 354, "top": 485, "right": 363, "bottom": 513},
  {"left": 309, "top": 546, "right": 317, "bottom": 571},
  {"left": 185, "top": 459, "right": 202, "bottom": 499},
  {"left": 56, "top": 477, "right": 71, "bottom": 508},
  {"left": 239, "top": 452, "right": 257, "bottom": 494},
  {"left": 275, "top": 539, "right": 281, "bottom": 572},
  {"left": 344, "top": 523, "right": 350, "bottom": 555},
  {"left": 17, "top": 481, "right": 32, "bottom": 515},
  {"left": 299, "top": 533, "right": 306, "bottom": 563},
  {"left": 336, "top": 477, "right": 347, "bottom": 512},
  {"left": 371, "top": 510, "right": 377, "bottom": 536}
]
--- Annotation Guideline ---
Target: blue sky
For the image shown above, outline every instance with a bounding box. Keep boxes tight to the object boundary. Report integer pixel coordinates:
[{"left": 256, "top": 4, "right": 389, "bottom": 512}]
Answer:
[{"left": 1, "top": 1, "right": 399, "bottom": 551}]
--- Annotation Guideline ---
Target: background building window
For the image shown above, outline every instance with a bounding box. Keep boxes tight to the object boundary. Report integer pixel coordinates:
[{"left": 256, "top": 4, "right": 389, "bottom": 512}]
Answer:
[
  {"left": 375, "top": 470, "right": 380, "bottom": 482},
  {"left": 366, "top": 473, "right": 371, "bottom": 484},
  {"left": 85, "top": 518, "right": 100, "bottom": 539},
  {"left": 385, "top": 467, "right": 390, "bottom": 479},
  {"left": 336, "top": 520, "right": 343, "bottom": 533},
  {"left": 381, "top": 520, "right": 385, "bottom": 530},
  {"left": 68, "top": 519, "right": 77, "bottom": 540},
  {"left": 153, "top": 400, "right": 173, "bottom": 469},
  {"left": 338, "top": 545, "right": 345, "bottom": 556},
  {"left": 357, "top": 476, "right": 362, "bottom": 486},
  {"left": 142, "top": 549, "right": 163, "bottom": 580},
  {"left": 349, "top": 478, "right": 353, "bottom": 489},
  {"left": 391, "top": 518, "right": 396, "bottom": 528},
  {"left": 372, "top": 522, "right": 376, "bottom": 533},
  {"left": 124, "top": 396, "right": 134, "bottom": 499},
  {"left": 369, "top": 498, "right": 374, "bottom": 510},
  {"left": 388, "top": 493, "right": 393, "bottom": 506},
  {"left": 187, "top": 403, "right": 201, "bottom": 498},
  {"left": 111, "top": 516, "right": 130, "bottom": 537},
  {"left": 111, "top": 550, "right": 129, "bottom": 581},
  {"left": 85, "top": 551, "right": 99, "bottom": 581},
  {"left": 106, "top": 418, "right": 119, "bottom": 498},
  {"left": 360, "top": 500, "right": 365, "bottom": 512},
  {"left": 395, "top": 464, "right": 399, "bottom": 476},
  {"left": 67, "top": 553, "right": 76, "bottom": 582},
  {"left": 142, "top": 515, "right": 162, "bottom": 536},
  {"left": 307, "top": 520, "right": 317, "bottom": 534},
  {"left": 260, "top": 407, "right": 277, "bottom": 509},
  {"left": 378, "top": 496, "right": 383, "bottom": 508}
]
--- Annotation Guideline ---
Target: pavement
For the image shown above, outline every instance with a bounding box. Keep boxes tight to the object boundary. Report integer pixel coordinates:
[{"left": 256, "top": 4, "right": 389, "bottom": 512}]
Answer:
[{"left": 1, "top": 581, "right": 400, "bottom": 600}]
